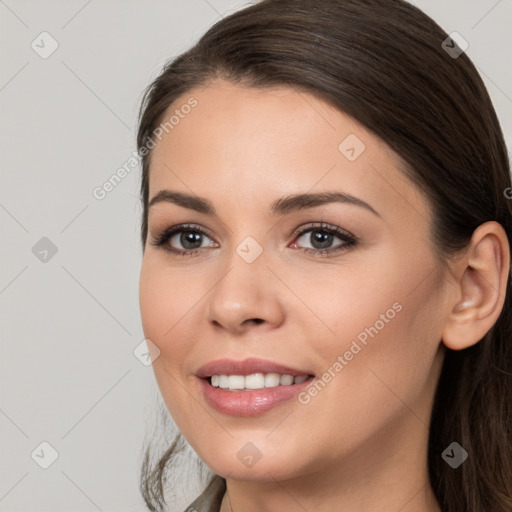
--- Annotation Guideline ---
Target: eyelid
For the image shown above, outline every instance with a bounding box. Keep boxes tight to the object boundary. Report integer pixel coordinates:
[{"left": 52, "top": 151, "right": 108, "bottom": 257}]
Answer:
[
  {"left": 150, "top": 223, "right": 216, "bottom": 247},
  {"left": 291, "top": 221, "right": 356, "bottom": 241}
]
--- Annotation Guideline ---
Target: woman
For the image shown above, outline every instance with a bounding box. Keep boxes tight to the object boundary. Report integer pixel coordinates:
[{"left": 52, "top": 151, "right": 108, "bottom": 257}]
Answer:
[{"left": 136, "top": 0, "right": 512, "bottom": 510}]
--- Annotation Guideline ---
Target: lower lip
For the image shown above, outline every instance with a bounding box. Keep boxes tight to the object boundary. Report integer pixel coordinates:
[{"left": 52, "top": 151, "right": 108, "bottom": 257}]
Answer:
[{"left": 197, "top": 376, "right": 315, "bottom": 416}]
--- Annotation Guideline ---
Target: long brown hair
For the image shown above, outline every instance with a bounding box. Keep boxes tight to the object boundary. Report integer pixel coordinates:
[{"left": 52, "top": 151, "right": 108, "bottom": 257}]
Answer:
[{"left": 136, "top": 0, "right": 512, "bottom": 510}]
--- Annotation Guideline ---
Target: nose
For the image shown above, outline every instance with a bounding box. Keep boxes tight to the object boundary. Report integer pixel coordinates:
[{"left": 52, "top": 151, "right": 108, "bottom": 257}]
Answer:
[{"left": 205, "top": 253, "right": 286, "bottom": 335}]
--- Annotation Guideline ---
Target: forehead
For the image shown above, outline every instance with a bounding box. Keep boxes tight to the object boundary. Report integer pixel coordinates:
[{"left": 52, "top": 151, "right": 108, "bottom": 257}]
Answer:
[{"left": 147, "top": 80, "right": 430, "bottom": 225}]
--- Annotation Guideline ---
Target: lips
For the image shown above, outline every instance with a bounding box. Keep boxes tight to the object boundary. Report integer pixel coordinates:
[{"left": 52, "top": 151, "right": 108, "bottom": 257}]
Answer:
[
  {"left": 195, "top": 357, "right": 316, "bottom": 416},
  {"left": 195, "top": 357, "right": 315, "bottom": 378}
]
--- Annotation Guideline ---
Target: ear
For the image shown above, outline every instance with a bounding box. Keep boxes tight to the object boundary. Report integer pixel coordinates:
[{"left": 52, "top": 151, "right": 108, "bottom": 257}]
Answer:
[{"left": 442, "top": 221, "right": 510, "bottom": 350}]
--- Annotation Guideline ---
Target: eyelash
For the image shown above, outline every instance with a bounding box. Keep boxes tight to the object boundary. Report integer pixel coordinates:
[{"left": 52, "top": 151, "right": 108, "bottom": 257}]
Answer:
[{"left": 149, "top": 222, "right": 358, "bottom": 258}]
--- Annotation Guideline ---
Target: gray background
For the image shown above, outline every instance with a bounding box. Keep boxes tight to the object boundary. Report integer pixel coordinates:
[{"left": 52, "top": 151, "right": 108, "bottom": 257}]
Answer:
[{"left": 1, "top": 1, "right": 511, "bottom": 511}]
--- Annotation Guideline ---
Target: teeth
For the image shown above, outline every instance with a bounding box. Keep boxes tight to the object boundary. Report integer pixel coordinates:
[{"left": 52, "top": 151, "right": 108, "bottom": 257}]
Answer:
[
  {"left": 280, "top": 374, "right": 294, "bottom": 385},
  {"left": 228, "top": 375, "right": 245, "bottom": 391},
  {"left": 264, "top": 373, "right": 281, "bottom": 388},
  {"left": 245, "top": 373, "right": 264, "bottom": 389},
  {"left": 210, "top": 373, "right": 310, "bottom": 391}
]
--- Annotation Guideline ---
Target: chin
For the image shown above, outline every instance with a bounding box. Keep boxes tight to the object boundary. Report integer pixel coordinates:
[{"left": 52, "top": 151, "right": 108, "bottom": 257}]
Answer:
[{"left": 195, "top": 440, "right": 306, "bottom": 482}]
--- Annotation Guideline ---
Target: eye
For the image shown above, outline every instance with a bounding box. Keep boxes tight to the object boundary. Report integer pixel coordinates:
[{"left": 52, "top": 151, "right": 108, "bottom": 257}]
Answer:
[
  {"left": 290, "top": 222, "right": 357, "bottom": 256},
  {"left": 150, "top": 224, "right": 217, "bottom": 256}
]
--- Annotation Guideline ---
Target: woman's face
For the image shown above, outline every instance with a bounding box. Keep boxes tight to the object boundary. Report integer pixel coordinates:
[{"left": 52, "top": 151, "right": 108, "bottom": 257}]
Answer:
[{"left": 139, "top": 80, "right": 451, "bottom": 483}]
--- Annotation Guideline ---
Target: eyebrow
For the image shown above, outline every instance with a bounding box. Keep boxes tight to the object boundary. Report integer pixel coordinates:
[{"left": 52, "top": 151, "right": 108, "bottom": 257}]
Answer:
[{"left": 148, "top": 190, "right": 381, "bottom": 217}]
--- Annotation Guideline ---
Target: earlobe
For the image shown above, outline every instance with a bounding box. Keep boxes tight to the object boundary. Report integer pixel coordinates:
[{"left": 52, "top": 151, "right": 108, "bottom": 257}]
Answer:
[{"left": 442, "top": 221, "right": 510, "bottom": 351}]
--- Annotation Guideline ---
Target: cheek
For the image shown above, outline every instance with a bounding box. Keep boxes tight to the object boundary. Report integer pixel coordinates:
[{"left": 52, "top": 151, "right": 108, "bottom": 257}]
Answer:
[
  {"left": 138, "top": 259, "right": 192, "bottom": 400},
  {"left": 299, "top": 251, "right": 443, "bottom": 412},
  {"left": 139, "top": 258, "right": 200, "bottom": 350},
  {"left": 139, "top": 261, "right": 169, "bottom": 344},
  {"left": 138, "top": 258, "right": 210, "bottom": 418},
  {"left": 314, "top": 245, "right": 441, "bottom": 352},
  {"left": 286, "top": 254, "right": 406, "bottom": 354}
]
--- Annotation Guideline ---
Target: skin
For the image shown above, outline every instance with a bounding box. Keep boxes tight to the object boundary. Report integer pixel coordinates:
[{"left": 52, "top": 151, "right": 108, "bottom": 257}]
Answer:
[{"left": 139, "top": 79, "right": 509, "bottom": 512}]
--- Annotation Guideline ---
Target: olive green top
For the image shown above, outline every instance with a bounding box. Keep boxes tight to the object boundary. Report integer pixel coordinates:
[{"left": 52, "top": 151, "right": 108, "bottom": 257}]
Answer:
[{"left": 182, "top": 476, "right": 226, "bottom": 512}]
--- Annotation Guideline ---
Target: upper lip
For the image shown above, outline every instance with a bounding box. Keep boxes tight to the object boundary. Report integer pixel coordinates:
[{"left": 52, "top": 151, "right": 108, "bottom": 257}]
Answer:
[{"left": 196, "top": 357, "right": 314, "bottom": 378}]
